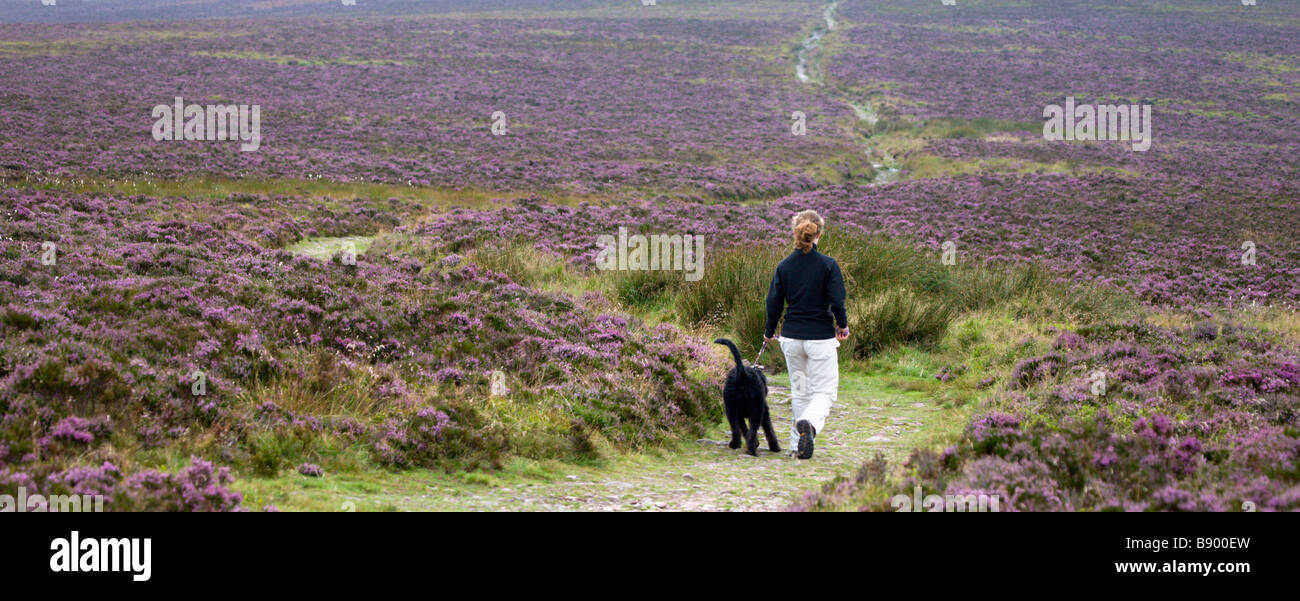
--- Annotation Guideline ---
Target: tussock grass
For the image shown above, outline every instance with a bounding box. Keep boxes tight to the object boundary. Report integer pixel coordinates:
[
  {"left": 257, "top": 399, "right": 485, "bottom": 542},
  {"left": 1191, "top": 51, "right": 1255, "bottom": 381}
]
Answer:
[
  {"left": 613, "top": 268, "right": 683, "bottom": 311},
  {"left": 469, "top": 240, "right": 570, "bottom": 288},
  {"left": 236, "top": 350, "right": 386, "bottom": 418},
  {"left": 677, "top": 228, "right": 1131, "bottom": 360},
  {"left": 676, "top": 243, "right": 786, "bottom": 358},
  {"left": 851, "top": 287, "right": 953, "bottom": 355}
]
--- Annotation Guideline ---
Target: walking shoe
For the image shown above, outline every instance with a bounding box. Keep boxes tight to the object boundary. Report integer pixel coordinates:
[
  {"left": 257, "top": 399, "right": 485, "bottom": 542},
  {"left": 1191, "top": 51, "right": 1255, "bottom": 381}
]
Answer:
[{"left": 796, "top": 420, "right": 816, "bottom": 459}]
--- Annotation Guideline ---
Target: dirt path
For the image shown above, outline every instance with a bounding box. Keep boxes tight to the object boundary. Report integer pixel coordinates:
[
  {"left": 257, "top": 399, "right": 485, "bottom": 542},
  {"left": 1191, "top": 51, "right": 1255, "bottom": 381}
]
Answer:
[
  {"left": 498, "top": 383, "right": 928, "bottom": 511},
  {"left": 238, "top": 370, "right": 966, "bottom": 512},
  {"left": 414, "top": 372, "right": 953, "bottom": 511}
]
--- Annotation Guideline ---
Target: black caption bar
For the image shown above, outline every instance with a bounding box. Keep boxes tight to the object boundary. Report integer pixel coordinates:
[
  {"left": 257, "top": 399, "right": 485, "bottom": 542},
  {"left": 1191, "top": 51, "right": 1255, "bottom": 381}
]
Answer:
[{"left": 1, "top": 512, "right": 1290, "bottom": 593}]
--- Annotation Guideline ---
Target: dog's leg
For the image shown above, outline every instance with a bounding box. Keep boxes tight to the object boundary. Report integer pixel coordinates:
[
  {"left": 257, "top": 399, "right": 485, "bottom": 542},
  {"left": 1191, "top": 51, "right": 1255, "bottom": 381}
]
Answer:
[
  {"left": 726, "top": 406, "right": 743, "bottom": 450},
  {"left": 762, "top": 408, "right": 781, "bottom": 452},
  {"left": 745, "top": 413, "right": 761, "bottom": 456},
  {"left": 728, "top": 416, "right": 748, "bottom": 447}
]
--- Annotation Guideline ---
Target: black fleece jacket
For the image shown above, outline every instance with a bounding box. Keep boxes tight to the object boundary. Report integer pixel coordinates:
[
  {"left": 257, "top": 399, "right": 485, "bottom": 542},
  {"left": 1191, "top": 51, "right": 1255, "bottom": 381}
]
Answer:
[{"left": 764, "top": 244, "right": 848, "bottom": 340}]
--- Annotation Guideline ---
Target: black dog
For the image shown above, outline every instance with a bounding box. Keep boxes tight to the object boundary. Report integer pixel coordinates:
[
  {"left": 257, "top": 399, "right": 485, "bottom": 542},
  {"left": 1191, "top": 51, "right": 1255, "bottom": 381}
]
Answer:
[{"left": 714, "top": 338, "right": 781, "bottom": 456}]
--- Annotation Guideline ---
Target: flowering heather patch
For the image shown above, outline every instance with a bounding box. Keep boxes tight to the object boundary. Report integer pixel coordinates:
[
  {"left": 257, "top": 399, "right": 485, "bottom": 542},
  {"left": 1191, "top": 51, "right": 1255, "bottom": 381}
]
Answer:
[
  {"left": 835, "top": 1, "right": 1300, "bottom": 130},
  {"left": 0, "top": 456, "right": 245, "bottom": 511},
  {"left": 0, "top": 1, "right": 856, "bottom": 198},
  {"left": 123, "top": 455, "right": 246, "bottom": 511},
  {"left": 0, "top": 0, "right": 820, "bottom": 23},
  {"left": 791, "top": 322, "right": 1300, "bottom": 511},
  {"left": 48, "top": 415, "right": 111, "bottom": 445},
  {"left": 1, "top": 0, "right": 616, "bottom": 22},
  {"left": 829, "top": 0, "right": 1300, "bottom": 186},
  {"left": 0, "top": 186, "right": 724, "bottom": 507}
]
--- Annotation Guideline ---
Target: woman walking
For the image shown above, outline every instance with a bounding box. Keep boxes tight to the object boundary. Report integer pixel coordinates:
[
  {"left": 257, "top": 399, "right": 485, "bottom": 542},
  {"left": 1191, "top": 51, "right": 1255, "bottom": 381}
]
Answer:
[{"left": 763, "top": 210, "right": 849, "bottom": 459}]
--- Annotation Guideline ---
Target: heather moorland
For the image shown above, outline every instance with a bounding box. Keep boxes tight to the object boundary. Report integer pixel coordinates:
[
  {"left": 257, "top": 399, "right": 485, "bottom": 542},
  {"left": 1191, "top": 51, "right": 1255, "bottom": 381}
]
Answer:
[{"left": 1, "top": 0, "right": 1298, "bottom": 512}]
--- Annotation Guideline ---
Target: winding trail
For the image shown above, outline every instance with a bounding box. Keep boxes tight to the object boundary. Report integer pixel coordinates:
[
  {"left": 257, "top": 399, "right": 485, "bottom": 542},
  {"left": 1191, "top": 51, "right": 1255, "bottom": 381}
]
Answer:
[
  {"left": 795, "top": 1, "right": 902, "bottom": 184},
  {"left": 795, "top": 0, "right": 839, "bottom": 85}
]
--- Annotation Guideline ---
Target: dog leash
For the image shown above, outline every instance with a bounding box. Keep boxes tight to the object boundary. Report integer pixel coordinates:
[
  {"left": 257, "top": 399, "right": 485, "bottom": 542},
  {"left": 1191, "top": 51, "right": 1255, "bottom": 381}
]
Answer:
[{"left": 752, "top": 338, "right": 770, "bottom": 366}]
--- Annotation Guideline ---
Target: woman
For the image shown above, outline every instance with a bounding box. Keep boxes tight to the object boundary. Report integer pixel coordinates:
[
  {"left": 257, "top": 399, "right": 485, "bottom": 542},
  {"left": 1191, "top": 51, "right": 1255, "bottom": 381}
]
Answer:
[{"left": 763, "top": 210, "right": 849, "bottom": 459}]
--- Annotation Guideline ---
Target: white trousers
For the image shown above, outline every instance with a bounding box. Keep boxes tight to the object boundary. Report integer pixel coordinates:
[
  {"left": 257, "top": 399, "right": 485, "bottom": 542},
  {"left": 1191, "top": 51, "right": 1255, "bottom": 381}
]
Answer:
[{"left": 779, "top": 337, "right": 839, "bottom": 450}]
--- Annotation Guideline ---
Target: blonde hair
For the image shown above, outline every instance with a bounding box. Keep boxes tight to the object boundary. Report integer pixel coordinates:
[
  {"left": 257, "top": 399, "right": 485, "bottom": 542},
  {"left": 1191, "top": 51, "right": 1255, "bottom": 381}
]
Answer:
[{"left": 791, "top": 209, "right": 824, "bottom": 253}]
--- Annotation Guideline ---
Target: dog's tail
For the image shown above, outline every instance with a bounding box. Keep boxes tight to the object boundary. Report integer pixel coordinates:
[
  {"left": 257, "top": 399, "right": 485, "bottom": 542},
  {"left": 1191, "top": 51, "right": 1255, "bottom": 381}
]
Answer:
[{"left": 713, "top": 338, "right": 746, "bottom": 375}]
